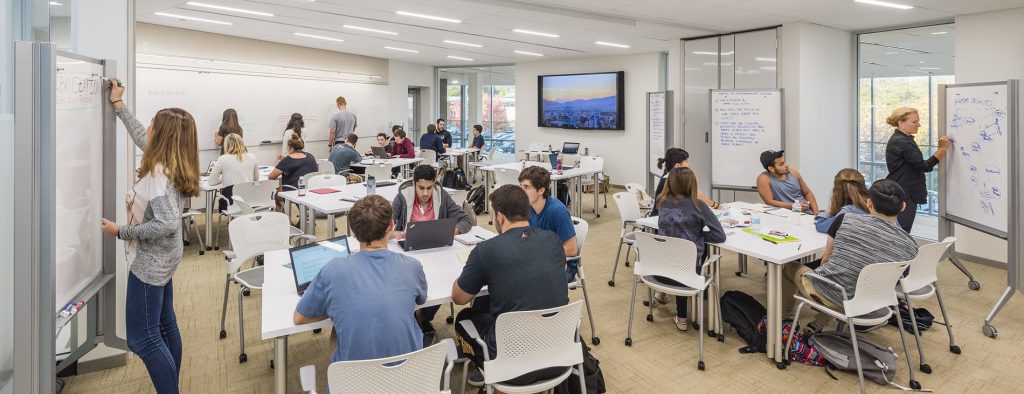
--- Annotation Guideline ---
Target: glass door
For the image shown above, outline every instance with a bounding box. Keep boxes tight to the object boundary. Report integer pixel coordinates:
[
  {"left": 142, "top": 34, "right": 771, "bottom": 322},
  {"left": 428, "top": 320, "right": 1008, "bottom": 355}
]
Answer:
[{"left": 407, "top": 88, "right": 420, "bottom": 137}]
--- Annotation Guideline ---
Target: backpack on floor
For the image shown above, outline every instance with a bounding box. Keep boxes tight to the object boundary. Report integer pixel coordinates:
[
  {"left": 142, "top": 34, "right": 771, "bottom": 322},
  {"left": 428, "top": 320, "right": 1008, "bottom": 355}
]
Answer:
[
  {"left": 720, "top": 290, "right": 767, "bottom": 353},
  {"left": 809, "top": 331, "right": 908, "bottom": 388},
  {"left": 554, "top": 341, "right": 606, "bottom": 394},
  {"left": 441, "top": 168, "right": 470, "bottom": 190},
  {"left": 465, "top": 185, "right": 486, "bottom": 215},
  {"left": 887, "top": 299, "right": 935, "bottom": 333},
  {"left": 556, "top": 181, "right": 572, "bottom": 208}
]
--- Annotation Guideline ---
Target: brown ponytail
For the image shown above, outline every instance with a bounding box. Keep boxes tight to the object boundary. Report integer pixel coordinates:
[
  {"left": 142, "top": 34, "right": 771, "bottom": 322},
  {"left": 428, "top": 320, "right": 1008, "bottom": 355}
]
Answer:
[{"left": 287, "top": 132, "right": 305, "bottom": 152}]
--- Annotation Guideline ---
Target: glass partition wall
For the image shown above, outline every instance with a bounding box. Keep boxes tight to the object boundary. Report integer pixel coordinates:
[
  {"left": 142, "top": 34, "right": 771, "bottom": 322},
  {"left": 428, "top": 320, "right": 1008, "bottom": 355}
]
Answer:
[
  {"left": 857, "top": 24, "right": 954, "bottom": 241},
  {"left": 437, "top": 65, "right": 516, "bottom": 163}
]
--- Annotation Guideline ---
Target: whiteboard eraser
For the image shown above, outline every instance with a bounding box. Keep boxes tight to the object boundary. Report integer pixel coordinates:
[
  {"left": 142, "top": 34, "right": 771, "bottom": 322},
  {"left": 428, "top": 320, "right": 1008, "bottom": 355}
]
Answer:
[{"left": 261, "top": 140, "right": 272, "bottom": 144}]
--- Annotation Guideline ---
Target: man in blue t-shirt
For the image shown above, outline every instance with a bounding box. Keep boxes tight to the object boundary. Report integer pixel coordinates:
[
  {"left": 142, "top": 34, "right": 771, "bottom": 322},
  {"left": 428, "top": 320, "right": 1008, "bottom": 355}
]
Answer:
[
  {"left": 293, "top": 195, "right": 427, "bottom": 364},
  {"left": 471, "top": 125, "right": 485, "bottom": 150},
  {"left": 518, "top": 166, "right": 579, "bottom": 281}
]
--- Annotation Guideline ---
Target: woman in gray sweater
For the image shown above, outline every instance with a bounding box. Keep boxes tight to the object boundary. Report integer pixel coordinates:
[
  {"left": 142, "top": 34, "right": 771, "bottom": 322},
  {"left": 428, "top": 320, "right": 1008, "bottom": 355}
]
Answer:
[{"left": 99, "top": 79, "right": 200, "bottom": 394}]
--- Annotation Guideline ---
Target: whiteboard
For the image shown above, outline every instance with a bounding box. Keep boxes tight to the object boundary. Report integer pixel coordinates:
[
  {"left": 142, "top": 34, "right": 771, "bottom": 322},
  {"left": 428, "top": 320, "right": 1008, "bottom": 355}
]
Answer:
[
  {"left": 940, "top": 82, "right": 1016, "bottom": 237},
  {"left": 710, "top": 89, "right": 783, "bottom": 190},
  {"left": 648, "top": 91, "right": 667, "bottom": 176},
  {"left": 55, "top": 56, "right": 105, "bottom": 312},
  {"left": 136, "top": 67, "right": 389, "bottom": 151}
]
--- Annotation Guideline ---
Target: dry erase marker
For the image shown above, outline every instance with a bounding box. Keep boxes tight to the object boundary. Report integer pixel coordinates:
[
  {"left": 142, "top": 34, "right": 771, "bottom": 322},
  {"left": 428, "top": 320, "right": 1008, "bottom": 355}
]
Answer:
[
  {"left": 475, "top": 235, "right": 487, "bottom": 241},
  {"left": 59, "top": 302, "right": 75, "bottom": 317},
  {"left": 101, "top": 77, "right": 123, "bottom": 87},
  {"left": 763, "top": 238, "right": 778, "bottom": 245},
  {"left": 797, "top": 244, "right": 802, "bottom": 250},
  {"left": 70, "top": 300, "right": 85, "bottom": 314}
]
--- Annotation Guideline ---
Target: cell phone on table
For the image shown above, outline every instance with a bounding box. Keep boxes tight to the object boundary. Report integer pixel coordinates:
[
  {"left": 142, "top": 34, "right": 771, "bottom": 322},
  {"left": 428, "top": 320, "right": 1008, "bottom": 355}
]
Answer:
[{"left": 207, "top": 160, "right": 216, "bottom": 175}]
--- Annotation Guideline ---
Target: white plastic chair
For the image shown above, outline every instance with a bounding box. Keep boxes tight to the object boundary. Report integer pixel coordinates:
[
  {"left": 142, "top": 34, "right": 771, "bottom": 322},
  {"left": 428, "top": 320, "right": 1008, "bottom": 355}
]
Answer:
[
  {"left": 218, "top": 212, "right": 297, "bottom": 364},
  {"left": 896, "top": 237, "right": 960, "bottom": 374},
  {"left": 624, "top": 182, "right": 654, "bottom": 216},
  {"left": 318, "top": 160, "right": 336, "bottom": 175},
  {"left": 181, "top": 208, "right": 206, "bottom": 255},
  {"left": 297, "top": 339, "right": 457, "bottom": 394},
  {"left": 214, "top": 180, "right": 278, "bottom": 250},
  {"left": 577, "top": 156, "right": 607, "bottom": 209},
  {"left": 365, "top": 163, "right": 393, "bottom": 181},
  {"left": 626, "top": 232, "right": 721, "bottom": 371},
  {"left": 608, "top": 192, "right": 643, "bottom": 287},
  {"left": 494, "top": 168, "right": 520, "bottom": 187},
  {"left": 568, "top": 217, "right": 598, "bottom": 345},
  {"left": 459, "top": 301, "right": 586, "bottom": 394},
  {"left": 784, "top": 261, "right": 920, "bottom": 393},
  {"left": 307, "top": 174, "right": 347, "bottom": 190},
  {"left": 420, "top": 149, "right": 438, "bottom": 167}
]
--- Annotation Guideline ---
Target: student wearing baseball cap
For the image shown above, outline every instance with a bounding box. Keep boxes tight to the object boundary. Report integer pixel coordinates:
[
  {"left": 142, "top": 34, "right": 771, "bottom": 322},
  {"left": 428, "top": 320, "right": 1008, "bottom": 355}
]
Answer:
[{"left": 756, "top": 150, "right": 820, "bottom": 214}]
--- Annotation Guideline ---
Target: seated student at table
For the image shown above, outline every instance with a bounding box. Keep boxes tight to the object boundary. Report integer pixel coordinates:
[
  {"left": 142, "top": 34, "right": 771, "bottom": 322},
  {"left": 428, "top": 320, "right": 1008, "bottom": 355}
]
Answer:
[
  {"left": 365, "top": 132, "right": 391, "bottom": 156},
  {"left": 294, "top": 195, "right": 428, "bottom": 365},
  {"left": 815, "top": 168, "right": 869, "bottom": 233},
  {"left": 652, "top": 148, "right": 720, "bottom": 216},
  {"left": 452, "top": 184, "right": 569, "bottom": 386},
  {"left": 390, "top": 165, "right": 473, "bottom": 334},
  {"left": 782, "top": 179, "right": 918, "bottom": 332},
  {"left": 471, "top": 125, "right": 485, "bottom": 150},
  {"left": 269, "top": 132, "right": 319, "bottom": 209},
  {"left": 654, "top": 167, "right": 727, "bottom": 330},
  {"left": 390, "top": 129, "right": 416, "bottom": 159},
  {"left": 419, "top": 124, "right": 446, "bottom": 156},
  {"left": 518, "top": 166, "right": 579, "bottom": 281},
  {"left": 329, "top": 133, "right": 362, "bottom": 176},
  {"left": 208, "top": 133, "right": 258, "bottom": 212},
  {"left": 756, "top": 150, "right": 820, "bottom": 214}
]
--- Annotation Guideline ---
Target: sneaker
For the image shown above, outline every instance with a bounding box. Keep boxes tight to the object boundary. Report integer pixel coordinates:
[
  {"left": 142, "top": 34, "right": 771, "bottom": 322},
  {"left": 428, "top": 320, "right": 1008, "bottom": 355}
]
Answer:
[
  {"left": 653, "top": 291, "right": 668, "bottom": 304},
  {"left": 467, "top": 366, "right": 484, "bottom": 387},
  {"left": 674, "top": 316, "right": 689, "bottom": 331}
]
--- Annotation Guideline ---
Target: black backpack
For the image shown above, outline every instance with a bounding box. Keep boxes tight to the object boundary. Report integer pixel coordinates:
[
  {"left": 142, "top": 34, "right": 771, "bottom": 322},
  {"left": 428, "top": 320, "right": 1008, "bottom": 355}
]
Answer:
[
  {"left": 554, "top": 341, "right": 606, "bottom": 394},
  {"left": 465, "top": 185, "right": 486, "bottom": 215},
  {"left": 720, "top": 290, "right": 768, "bottom": 353},
  {"left": 441, "top": 167, "right": 470, "bottom": 190}
]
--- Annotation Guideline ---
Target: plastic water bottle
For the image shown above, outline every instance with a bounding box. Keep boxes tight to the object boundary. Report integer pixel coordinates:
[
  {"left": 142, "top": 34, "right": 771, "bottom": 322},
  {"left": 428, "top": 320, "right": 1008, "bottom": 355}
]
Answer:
[
  {"left": 792, "top": 200, "right": 802, "bottom": 213},
  {"left": 751, "top": 213, "right": 761, "bottom": 229},
  {"left": 556, "top": 155, "right": 563, "bottom": 171},
  {"left": 584, "top": 147, "right": 589, "bottom": 156},
  {"left": 367, "top": 175, "right": 376, "bottom": 196},
  {"left": 297, "top": 176, "right": 307, "bottom": 196}
]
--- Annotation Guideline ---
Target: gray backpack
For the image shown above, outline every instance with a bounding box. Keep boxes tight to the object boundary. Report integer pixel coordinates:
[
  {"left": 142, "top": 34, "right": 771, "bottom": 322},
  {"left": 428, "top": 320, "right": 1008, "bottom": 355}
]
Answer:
[{"left": 809, "top": 331, "right": 917, "bottom": 390}]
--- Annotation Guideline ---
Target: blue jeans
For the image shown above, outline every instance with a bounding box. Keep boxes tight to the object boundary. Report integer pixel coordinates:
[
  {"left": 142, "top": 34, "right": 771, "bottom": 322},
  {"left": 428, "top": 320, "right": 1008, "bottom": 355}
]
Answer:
[{"left": 126, "top": 272, "right": 182, "bottom": 394}]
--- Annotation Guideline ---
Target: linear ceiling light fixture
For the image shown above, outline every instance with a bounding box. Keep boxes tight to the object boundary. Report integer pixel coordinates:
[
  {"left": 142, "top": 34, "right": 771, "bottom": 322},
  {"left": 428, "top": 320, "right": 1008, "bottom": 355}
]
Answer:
[
  {"left": 154, "top": 12, "right": 232, "bottom": 25},
  {"left": 447, "top": 55, "right": 474, "bottom": 61},
  {"left": 396, "top": 11, "right": 461, "bottom": 23},
  {"left": 514, "top": 50, "right": 543, "bottom": 56},
  {"left": 755, "top": 57, "right": 776, "bottom": 62},
  {"left": 513, "top": 29, "right": 559, "bottom": 38},
  {"left": 385, "top": 46, "right": 419, "bottom": 53},
  {"left": 49, "top": 1, "right": 63, "bottom": 5},
  {"left": 343, "top": 25, "right": 398, "bottom": 35},
  {"left": 186, "top": 2, "right": 273, "bottom": 16},
  {"left": 854, "top": 0, "right": 914, "bottom": 10},
  {"left": 294, "top": 32, "right": 344, "bottom": 42},
  {"left": 444, "top": 40, "right": 482, "bottom": 48},
  {"left": 595, "top": 41, "right": 630, "bottom": 48}
]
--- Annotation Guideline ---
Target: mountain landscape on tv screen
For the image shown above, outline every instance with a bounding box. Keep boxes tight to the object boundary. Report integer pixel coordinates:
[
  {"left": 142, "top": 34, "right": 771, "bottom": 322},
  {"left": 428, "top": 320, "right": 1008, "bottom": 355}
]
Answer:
[
  {"left": 542, "top": 96, "right": 617, "bottom": 111},
  {"left": 541, "top": 95, "right": 619, "bottom": 129}
]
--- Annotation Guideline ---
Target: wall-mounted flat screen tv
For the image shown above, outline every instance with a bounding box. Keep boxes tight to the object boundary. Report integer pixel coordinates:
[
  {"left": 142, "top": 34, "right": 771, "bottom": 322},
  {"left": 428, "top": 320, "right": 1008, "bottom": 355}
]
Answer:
[{"left": 538, "top": 71, "right": 624, "bottom": 130}]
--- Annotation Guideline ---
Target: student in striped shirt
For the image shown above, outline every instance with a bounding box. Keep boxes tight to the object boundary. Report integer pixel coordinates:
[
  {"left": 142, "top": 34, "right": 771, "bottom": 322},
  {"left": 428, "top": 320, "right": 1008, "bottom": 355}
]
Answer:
[{"left": 782, "top": 179, "right": 918, "bottom": 332}]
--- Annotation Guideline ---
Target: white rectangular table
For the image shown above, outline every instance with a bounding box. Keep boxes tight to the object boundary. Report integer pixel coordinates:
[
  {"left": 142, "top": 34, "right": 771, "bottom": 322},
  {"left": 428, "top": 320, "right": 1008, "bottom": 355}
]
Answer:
[
  {"left": 478, "top": 161, "right": 603, "bottom": 218},
  {"left": 441, "top": 147, "right": 479, "bottom": 174},
  {"left": 200, "top": 166, "right": 273, "bottom": 251},
  {"left": 635, "top": 209, "right": 826, "bottom": 365},
  {"left": 261, "top": 229, "right": 494, "bottom": 394},
  {"left": 277, "top": 182, "right": 402, "bottom": 238},
  {"left": 350, "top": 157, "right": 423, "bottom": 179}
]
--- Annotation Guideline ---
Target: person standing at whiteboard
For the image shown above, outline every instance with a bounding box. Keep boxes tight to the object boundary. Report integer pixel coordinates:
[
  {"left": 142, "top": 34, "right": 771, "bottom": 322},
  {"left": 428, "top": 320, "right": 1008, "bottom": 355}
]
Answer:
[
  {"left": 279, "top": 113, "right": 304, "bottom": 161},
  {"left": 884, "top": 107, "right": 951, "bottom": 233},
  {"left": 328, "top": 96, "right": 357, "bottom": 149},
  {"left": 215, "top": 108, "right": 243, "bottom": 155},
  {"left": 99, "top": 79, "right": 200, "bottom": 394}
]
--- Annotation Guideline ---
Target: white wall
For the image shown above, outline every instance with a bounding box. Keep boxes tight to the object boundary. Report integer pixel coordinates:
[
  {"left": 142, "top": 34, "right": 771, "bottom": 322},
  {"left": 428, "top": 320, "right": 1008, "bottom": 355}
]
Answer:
[
  {"left": 951, "top": 8, "right": 1024, "bottom": 265},
  {"left": 387, "top": 59, "right": 434, "bottom": 132},
  {"left": 780, "top": 22, "right": 856, "bottom": 207},
  {"left": 516, "top": 53, "right": 662, "bottom": 185}
]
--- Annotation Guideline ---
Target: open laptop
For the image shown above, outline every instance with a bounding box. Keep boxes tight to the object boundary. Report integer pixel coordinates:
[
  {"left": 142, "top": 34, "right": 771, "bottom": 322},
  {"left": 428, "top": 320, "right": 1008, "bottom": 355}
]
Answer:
[
  {"left": 370, "top": 146, "right": 391, "bottom": 159},
  {"left": 397, "top": 218, "right": 457, "bottom": 251},
  {"left": 289, "top": 235, "right": 351, "bottom": 295},
  {"left": 561, "top": 142, "right": 580, "bottom": 154}
]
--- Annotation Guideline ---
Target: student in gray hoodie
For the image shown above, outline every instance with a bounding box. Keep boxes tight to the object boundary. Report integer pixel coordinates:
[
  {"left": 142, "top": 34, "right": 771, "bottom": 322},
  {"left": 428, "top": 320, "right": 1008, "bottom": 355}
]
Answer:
[{"left": 390, "top": 165, "right": 472, "bottom": 335}]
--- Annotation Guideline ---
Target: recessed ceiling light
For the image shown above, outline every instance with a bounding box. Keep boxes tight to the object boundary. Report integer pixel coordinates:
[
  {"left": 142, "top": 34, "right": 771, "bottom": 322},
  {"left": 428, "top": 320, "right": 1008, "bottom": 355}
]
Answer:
[
  {"left": 513, "top": 29, "right": 559, "bottom": 38},
  {"left": 343, "top": 25, "right": 398, "bottom": 35},
  {"left": 759, "top": 66, "right": 777, "bottom": 71},
  {"left": 920, "top": 67, "right": 940, "bottom": 70},
  {"left": 138, "top": 53, "right": 195, "bottom": 62},
  {"left": 154, "top": 12, "right": 232, "bottom": 25},
  {"left": 294, "top": 32, "right": 344, "bottom": 43},
  {"left": 186, "top": 2, "right": 273, "bottom": 17},
  {"left": 595, "top": 41, "right": 630, "bottom": 48},
  {"left": 395, "top": 11, "right": 461, "bottom": 23},
  {"left": 49, "top": 1, "right": 62, "bottom": 5},
  {"left": 691, "top": 51, "right": 732, "bottom": 55},
  {"left": 755, "top": 57, "right": 776, "bottom": 62},
  {"left": 444, "top": 40, "right": 482, "bottom": 48},
  {"left": 451, "top": 80, "right": 460, "bottom": 84},
  {"left": 702, "top": 62, "right": 718, "bottom": 66},
  {"left": 514, "top": 50, "right": 543, "bottom": 57},
  {"left": 447, "top": 55, "right": 474, "bottom": 61},
  {"left": 854, "top": 0, "right": 914, "bottom": 10},
  {"left": 931, "top": 31, "right": 948, "bottom": 35},
  {"left": 385, "top": 46, "right": 419, "bottom": 53},
  {"left": 885, "top": 51, "right": 899, "bottom": 55},
  {"left": 919, "top": 61, "right": 926, "bottom": 63}
]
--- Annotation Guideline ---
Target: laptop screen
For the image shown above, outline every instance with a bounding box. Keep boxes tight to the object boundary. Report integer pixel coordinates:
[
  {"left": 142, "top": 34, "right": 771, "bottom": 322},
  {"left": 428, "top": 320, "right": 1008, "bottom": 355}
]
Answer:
[
  {"left": 561, "top": 142, "right": 580, "bottom": 154},
  {"left": 290, "top": 237, "right": 350, "bottom": 292}
]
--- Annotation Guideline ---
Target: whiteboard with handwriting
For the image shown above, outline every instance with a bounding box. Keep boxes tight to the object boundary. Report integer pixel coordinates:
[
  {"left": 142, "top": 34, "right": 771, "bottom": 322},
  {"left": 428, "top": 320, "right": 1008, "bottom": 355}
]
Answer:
[
  {"left": 941, "top": 82, "right": 1012, "bottom": 236},
  {"left": 710, "top": 89, "right": 783, "bottom": 189},
  {"left": 55, "top": 56, "right": 105, "bottom": 311}
]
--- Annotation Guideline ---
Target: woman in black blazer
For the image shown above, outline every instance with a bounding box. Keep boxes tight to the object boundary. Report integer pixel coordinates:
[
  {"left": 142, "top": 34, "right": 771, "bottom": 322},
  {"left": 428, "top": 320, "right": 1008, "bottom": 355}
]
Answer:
[{"left": 884, "top": 107, "right": 950, "bottom": 233}]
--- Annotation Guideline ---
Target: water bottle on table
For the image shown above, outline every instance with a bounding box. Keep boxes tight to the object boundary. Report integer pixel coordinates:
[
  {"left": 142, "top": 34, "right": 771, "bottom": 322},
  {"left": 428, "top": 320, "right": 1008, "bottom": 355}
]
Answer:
[
  {"left": 367, "top": 175, "right": 377, "bottom": 196},
  {"left": 298, "top": 176, "right": 307, "bottom": 196}
]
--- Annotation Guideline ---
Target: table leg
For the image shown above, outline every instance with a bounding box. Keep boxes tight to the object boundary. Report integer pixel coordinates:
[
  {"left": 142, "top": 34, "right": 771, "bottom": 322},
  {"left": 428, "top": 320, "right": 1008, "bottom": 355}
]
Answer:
[
  {"left": 328, "top": 213, "right": 336, "bottom": 238},
  {"left": 484, "top": 171, "right": 492, "bottom": 214},
  {"left": 766, "top": 262, "right": 777, "bottom": 360},
  {"left": 204, "top": 190, "right": 215, "bottom": 250},
  {"left": 593, "top": 172, "right": 599, "bottom": 217},
  {"left": 274, "top": 336, "right": 288, "bottom": 394}
]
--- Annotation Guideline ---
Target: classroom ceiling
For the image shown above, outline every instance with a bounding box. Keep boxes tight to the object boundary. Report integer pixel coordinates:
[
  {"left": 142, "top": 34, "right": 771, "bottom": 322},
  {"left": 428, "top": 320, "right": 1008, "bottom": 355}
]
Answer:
[
  {"left": 136, "top": 0, "right": 1024, "bottom": 66},
  {"left": 858, "top": 24, "right": 955, "bottom": 78}
]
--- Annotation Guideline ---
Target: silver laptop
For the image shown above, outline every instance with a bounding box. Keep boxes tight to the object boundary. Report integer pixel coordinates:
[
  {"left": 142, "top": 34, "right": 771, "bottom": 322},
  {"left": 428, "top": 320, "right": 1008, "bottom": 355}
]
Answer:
[{"left": 370, "top": 146, "right": 391, "bottom": 159}]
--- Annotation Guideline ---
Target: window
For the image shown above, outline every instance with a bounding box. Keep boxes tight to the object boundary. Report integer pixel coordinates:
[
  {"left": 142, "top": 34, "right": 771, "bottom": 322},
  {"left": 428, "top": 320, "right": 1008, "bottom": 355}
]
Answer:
[{"left": 438, "top": 66, "right": 515, "bottom": 160}]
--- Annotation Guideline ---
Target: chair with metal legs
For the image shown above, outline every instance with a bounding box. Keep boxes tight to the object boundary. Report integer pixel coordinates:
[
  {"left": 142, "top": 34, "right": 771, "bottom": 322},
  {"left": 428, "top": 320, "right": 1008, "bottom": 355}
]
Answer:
[
  {"left": 897, "top": 237, "right": 961, "bottom": 374},
  {"left": 568, "top": 217, "right": 598, "bottom": 345},
  {"left": 608, "top": 192, "right": 642, "bottom": 286}
]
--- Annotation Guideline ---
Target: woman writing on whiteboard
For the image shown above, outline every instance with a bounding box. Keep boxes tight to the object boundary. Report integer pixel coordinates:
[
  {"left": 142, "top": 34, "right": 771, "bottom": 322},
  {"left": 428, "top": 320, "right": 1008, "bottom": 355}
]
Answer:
[
  {"left": 279, "top": 112, "right": 303, "bottom": 161},
  {"left": 214, "top": 108, "right": 243, "bottom": 155},
  {"left": 884, "top": 107, "right": 951, "bottom": 233},
  {"left": 99, "top": 78, "right": 200, "bottom": 394}
]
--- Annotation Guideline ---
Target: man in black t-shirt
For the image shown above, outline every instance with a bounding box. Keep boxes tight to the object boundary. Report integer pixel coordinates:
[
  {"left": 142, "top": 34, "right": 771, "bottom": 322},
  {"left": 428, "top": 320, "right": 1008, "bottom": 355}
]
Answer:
[{"left": 452, "top": 184, "right": 568, "bottom": 386}]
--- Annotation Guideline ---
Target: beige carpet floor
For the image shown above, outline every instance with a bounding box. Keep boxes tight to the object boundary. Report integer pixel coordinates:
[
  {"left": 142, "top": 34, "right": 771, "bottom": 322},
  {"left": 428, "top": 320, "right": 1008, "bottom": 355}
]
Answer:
[{"left": 64, "top": 186, "right": 1024, "bottom": 393}]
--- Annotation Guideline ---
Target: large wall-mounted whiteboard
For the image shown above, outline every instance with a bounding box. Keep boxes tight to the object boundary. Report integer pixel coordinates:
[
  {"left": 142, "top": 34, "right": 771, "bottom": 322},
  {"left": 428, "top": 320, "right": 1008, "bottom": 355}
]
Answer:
[
  {"left": 647, "top": 91, "right": 670, "bottom": 177},
  {"left": 55, "top": 55, "right": 106, "bottom": 312},
  {"left": 940, "top": 81, "right": 1017, "bottom": 238},
  {"left": 710, "top": 89, "right": 783, "bottom": 190},
  {"left": 136, "top": 67, "right": 389, "bottom": 151}
]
